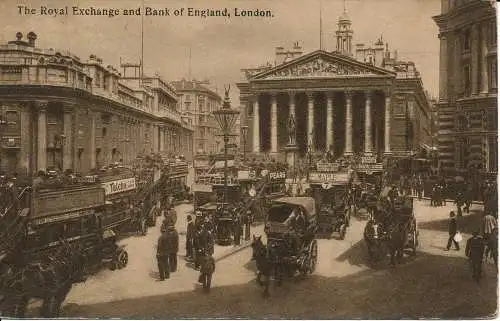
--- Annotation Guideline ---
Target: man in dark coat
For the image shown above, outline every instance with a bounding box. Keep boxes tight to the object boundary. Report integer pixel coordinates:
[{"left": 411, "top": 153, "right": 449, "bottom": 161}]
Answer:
[
  {"left": 186, "top": 215, "right": 195, "bottom": 260},
  {"left": 445, "top": 211, "right": 460, "bottom": 251},
  {"left": 465, "top": 231, "right": 485, "bottom": 282},
  {"left": 161, "top": 205, "right": 178, "bottom": 231},
  {"left": 165, "top": 225, "right": 179, "bottom": 272},
  {"left": 233, "top": 212, "right": 242, "bottom": 246},
  {"left": 156, "top": 231, "right": 170, "bottom": 280}
]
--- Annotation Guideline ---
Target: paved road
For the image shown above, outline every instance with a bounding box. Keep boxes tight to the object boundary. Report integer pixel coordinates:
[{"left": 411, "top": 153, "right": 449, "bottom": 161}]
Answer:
[{"left": 34, "top": 200, "right": 496, "bottom": 318}]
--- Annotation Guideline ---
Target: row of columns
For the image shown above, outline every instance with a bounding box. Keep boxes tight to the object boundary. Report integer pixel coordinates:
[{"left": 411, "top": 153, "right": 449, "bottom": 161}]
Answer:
[
  {"left": 252, "top": 90, "right": 392, "bottom": 156},
  {"left": 440, "top": 20, "right": 492, "bottom": 99},
  {"left": 34, "top": 100, "right": 184, "bottom": 173}
]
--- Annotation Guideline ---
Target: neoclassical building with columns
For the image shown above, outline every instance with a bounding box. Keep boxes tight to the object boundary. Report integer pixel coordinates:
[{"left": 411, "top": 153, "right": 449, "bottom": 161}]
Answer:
[
  {"left": 0, "top": 31, "right": 193, "bottom": 175},
  {"left": 433, "top": 0, "right": 497, "bottom": 178},
  {"left": 238, "top": 12, "right": 432, "bottom": 167}
]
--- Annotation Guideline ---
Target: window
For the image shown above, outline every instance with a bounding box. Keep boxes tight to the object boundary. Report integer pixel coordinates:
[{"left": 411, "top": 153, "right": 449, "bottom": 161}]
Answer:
[
  {"left": 185, "top": 95, "right": 191, "bottom": 102},
  {"left": 463, "top": 64, "right": 471, "bottom": 96},
  {"left": 95, "top": 72, "right": 101, "bottom": 87},
  {"left": 463, "top": 29, "right": 471, "bottom": 51},
  {"left": 199, "top": 115, "right": 204, "bottom": 123},
  {"left": 488, "top": 58, "right": 497, "bottom": 90},
  {"left": 103, "top": 76, "right": 108, "bottom": 90},
  {"left": 1, "top": 67, "right": 22, "bottom": 81},
  {"left": 5, "top": 111, "right": 19, "bottom": 133}
]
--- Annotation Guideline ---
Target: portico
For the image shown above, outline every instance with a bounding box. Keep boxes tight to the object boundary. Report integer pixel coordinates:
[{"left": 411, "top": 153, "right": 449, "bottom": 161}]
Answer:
[{"left": 239, "top": 50, "right": 395, "bottom": 160}]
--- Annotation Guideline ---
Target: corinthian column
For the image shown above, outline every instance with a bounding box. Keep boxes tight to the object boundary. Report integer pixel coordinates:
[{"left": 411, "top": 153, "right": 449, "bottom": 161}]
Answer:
[
  {"left": 252, "top": 95, "right": 260, "bottom": 153},
  {"left": 481, "top": 22, "right": 490, "bottom": 95},
  {"left": 471, "top": 24, "right": 479, "bottom": 95},
  {"left": 326, "top": 92, "right": 334, "bottom": 151},
  {"left": 89, "top": 111, "right": 96, "bottom": 169},
  {"left": 270, "top": 92, "right": 278, "bottom": 153},
  {"left": 36, "top": 101, "right": 48, "bottom": 172},
  {"left": 384, "top": 91, "right": 392, "bottom": 154},
  {"left": 307, "top": 92, "right": 314, "bottom": 150},
  {"left": 344, "top": 90, "right": 353, "bottom": 156},
  {"left": 63, "top": 104, "right": 74, "bottom": 171},
  {"left": 364, "top": 90, "right": 373, "bottom": 155}
]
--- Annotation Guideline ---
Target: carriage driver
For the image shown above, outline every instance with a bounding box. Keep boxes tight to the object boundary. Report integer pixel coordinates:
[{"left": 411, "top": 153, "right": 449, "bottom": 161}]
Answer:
[{"left": 284, "top": 208, "right": 306, "bottom": 252}]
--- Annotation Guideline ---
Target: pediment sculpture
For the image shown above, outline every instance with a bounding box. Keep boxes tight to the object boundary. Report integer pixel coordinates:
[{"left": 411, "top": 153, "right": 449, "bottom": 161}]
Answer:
[{"left": 265, "top": 58, "right": 376, "bottom": 79}]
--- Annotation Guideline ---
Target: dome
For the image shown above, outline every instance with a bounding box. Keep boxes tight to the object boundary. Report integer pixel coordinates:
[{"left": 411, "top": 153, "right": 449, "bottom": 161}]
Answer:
[{"left": 338, "top": 12, "right": 351, "bottom": 22}]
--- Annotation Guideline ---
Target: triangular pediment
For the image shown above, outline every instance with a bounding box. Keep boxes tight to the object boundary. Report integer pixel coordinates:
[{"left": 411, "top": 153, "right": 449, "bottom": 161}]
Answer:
[{"left": 251, "top": 50, "right": 395, "bottom": 81}]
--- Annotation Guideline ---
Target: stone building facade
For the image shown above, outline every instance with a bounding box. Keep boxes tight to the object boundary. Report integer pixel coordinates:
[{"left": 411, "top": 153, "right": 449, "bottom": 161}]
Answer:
[
  {"left": 433, "top": 0, "right": 497, "bottom": 178},
  {"left": 0, "top": 31, "right": 194, "bottom": 175},
  {"left": 237, "top": 12, "right": 433, "bottom": 165},
  {"left": 172, "top": 79, "right": 222, "bottom": 157}
]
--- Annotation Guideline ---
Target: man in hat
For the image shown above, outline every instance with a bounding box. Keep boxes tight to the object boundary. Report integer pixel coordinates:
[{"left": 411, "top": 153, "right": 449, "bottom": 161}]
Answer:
[
  {"left": 445, "top": 211, "right": 460, "bottom": 251},
  {"left": 165, "top": 224, "right": 179, "bottom": 272},
  {"left": 466, "top": 230, "right": 485, "bottom": 282},
  {"left": 186, "top": 215, "right": 195, "bottom": 261},
  {"left": 156, "top": 229, "right": 170, "bottom": 280}
]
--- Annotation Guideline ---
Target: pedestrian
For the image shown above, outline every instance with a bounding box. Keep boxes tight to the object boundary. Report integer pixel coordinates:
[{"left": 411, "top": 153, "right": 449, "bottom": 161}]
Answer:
[
  {"left": 198, "top": 251, "right": 215, "bottom": 291},
  {"left": 161, "top": 205, "right": 177, "bottom": 231},
  {"left": 156, "top": 230, "right": 170, "bottom": 280},
  {"left": 445, "top": 211, "right": 460, "bottom": 251},
  {"left": 194, "top": 223, "right": 203, "bottom": 270},
  {"left": 486, "top": 227, "right": 498, "bottom": 268},
  {"left": 186, "top": 215, "right": 195, "bottom": 260},
  {"left": 465, "top": 230, "right": 485, "bottom": 282},
  {"left": 244, "top": 209, "right": 252, "bottom": 241},
  {"left": 455, "top": 191, "right": 465, "bottom": 217},
  {"left": 165, "top": 224, "right": 179, "bottom": 272},
  {"left": 233, "top": 212, "right": 241, "bottom": 246}
]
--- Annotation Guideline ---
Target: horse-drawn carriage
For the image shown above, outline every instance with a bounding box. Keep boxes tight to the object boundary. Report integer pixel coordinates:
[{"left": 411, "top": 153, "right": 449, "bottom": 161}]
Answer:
[
  {"left": 311, "top": 182, "right": 351, "bottom": 239},
  {"left": 253, "top": 197, "right": 318, "bottom": 295},
  {"left": 364, "top": 191, "right": 418, "bottom": 266}
]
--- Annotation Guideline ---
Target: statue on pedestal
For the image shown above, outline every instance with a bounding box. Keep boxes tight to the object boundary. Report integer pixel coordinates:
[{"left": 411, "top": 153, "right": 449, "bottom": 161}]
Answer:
[{"left": 287, "top": 114, "right": 296, "bottom": 146}]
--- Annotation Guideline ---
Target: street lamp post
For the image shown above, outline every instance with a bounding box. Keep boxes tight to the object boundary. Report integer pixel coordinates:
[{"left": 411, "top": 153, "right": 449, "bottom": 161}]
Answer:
[
  {"left": 241, "top": 125, "right": 248, "bottom": 162},
  {"left": 213, "top": 86, "right": 239, "bottom": 206}
]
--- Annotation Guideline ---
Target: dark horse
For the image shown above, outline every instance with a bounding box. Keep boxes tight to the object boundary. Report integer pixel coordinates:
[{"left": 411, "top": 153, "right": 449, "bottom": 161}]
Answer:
[
  {"left": 251, "top": 235, "right": 287, "bottom": 296},
  {"left": 0, "top": 238, "right": 87, "bottom": 318},
  {"left": 251, "top": 235, "right": 272, "bottom": 297},
  {"left": 364, "top": 218, "right": 413, "bottom": 267}
]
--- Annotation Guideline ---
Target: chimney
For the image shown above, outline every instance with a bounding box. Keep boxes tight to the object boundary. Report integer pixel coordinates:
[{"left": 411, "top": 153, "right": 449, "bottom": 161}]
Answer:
[
  {"left": 275, "top": 46, "right": 285, "bottom": 65},
  {"left": 27, "top": 31, "right": 37, "bottom": 47}
]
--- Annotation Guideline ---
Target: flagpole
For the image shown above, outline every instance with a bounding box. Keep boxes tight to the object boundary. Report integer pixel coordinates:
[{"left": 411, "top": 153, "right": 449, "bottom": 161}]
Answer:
[
  {"left": 319, "top": 0, "right": 323, "bottom": 50},
  {"left": 140, "top": 0, "right": 145, "bottom": 84}
]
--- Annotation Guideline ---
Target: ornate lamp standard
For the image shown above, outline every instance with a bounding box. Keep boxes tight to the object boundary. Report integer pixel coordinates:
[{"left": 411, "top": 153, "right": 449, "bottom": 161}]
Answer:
[
  {"left": 241, "top": 125, "right": 248, "bottom": 162},
  {"left": 212, "top": 86, "right": 239, "bottom": 205}
]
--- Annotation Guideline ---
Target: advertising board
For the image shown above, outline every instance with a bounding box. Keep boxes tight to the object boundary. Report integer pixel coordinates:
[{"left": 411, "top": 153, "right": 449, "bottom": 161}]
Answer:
[
  {"left": 309, "top": 171, "right": 350, "bottom": 182},
  {"left": 101, "top": 178, "right": 136, "bottom": 196}
]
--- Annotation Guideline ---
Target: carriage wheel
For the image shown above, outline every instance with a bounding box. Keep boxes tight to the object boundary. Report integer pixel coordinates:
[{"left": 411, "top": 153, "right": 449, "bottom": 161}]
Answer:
[
  {"left": 309, "top": 240, "right": 318, "bottom": 274},
  {"left": 339, "top": 224, "right": 347, "bottom": 240},
  {"left": 116, "top": 250, "right": 128, "bottom": 269},
  {"left": 410, "top": 229, "right": 418, "bottom": 256}
]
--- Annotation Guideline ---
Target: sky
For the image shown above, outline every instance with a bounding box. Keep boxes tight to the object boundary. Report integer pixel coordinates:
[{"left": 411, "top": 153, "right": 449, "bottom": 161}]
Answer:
[{"left": 0, "top": 0, "right": 441, "bottom": 105}]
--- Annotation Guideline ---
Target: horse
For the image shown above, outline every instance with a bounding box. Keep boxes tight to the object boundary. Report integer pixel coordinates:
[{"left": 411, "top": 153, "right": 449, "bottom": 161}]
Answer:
[
  {"left": 0, "top": 238, "right": 87, "bottom": 318},
  {"left": 364, "top": 217, "right": 412, "bottom": 267},
  {"left": 364, "top": 220, "right": 388, "bottom": 264},
  {"left": 251, "top": 235, "right": 272, "bottom": 296}
]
